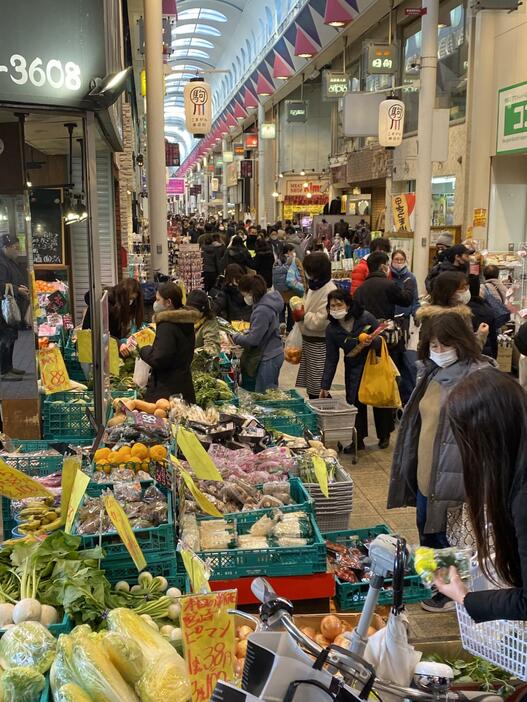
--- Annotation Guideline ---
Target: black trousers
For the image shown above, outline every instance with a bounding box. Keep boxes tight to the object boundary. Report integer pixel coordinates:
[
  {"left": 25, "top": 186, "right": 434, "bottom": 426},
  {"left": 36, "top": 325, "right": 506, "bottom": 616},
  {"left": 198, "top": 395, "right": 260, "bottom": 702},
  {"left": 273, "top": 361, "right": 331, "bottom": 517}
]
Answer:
[
  {"left": 355, "top": 399, "right": 394, "bottom": 442},
  {"left": 203, "top": 271, "right": 217, "bottom": 292},
  {"left": 0, "top": 340, "right": 14, "bottom": 374}
]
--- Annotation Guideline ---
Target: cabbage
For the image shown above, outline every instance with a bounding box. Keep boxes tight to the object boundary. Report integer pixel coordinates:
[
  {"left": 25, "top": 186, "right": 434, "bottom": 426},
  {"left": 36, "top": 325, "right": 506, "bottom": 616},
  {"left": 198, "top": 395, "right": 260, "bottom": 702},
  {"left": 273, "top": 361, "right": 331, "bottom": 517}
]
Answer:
[
  {"left": 0, "top": 622, "right": 56, "bottom": 673},
  {"left": 1, "top": 666, "right": 45, "bottom": 702},
  {"left": 137, "top": 656, "right": 192, "bottom": 702},
  {"left": 54, "top": 683, "right": 94, "bottom": 702},
  {"left": 102, "top": 631, "right": 145, "bottom": 685}
]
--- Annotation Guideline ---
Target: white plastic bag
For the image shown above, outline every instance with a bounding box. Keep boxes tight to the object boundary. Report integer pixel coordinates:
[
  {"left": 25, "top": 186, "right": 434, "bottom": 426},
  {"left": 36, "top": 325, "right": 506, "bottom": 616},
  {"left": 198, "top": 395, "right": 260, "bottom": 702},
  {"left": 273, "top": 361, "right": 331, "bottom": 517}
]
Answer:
[
  {"left": 284, "top": 324, "right": 303, "bottom": 365},
  {"left": 133, "top": 358, "right": 150, "bottom": 389}
]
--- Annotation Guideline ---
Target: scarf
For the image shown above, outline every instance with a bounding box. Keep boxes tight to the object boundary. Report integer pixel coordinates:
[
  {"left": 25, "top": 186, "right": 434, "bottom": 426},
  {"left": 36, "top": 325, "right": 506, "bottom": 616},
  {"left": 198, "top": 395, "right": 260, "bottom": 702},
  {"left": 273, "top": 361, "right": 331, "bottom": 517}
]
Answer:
[{"left": 308, "top": 274, "right": 331, "bottom": 291}]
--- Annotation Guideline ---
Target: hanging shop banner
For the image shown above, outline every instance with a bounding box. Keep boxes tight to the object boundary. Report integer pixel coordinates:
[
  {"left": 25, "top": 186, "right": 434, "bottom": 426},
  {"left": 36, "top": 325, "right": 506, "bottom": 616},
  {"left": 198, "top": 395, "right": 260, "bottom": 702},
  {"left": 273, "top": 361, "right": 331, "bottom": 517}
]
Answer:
[
  {"left": 210, "top": 177, "right": 219, "bottom": 192},
  {"left": 392, "top": 193, "right": 416, "bottom": 232},
  {"left": 379, "top": 99, "right": 405, "bottom": 148},
  {"left": 367, "top": 43, "right": 398, "bottom": 75},
  {"left": 165, "top": 141, "right": 180, "bottom": 167},
  {"left": 473, "top": 208, "right": 488, "bottom": 228},
  {"left": 497, "top": 80, "right": 527, "bottom": 154},
  {"left": 286, "top": 100, "right": 308, "bottom": 123},
  {"left": 167, "top": 177, "right": 185, "bottom": 195},
  {"left": 233, "top": 143, "right": 245, "bottom": 156},
  {"left": 244, "top": 133, "right": 258, "bottom": 149},
  {"left": 222, "top": 151, "right": 234, "bottom": 163},
  {"left": 184, "top": 79, "right": 212, "bottom": 137},
  {"left": 0, "top": 0, "right": 106, "bottom": 108},
  {"left": 181, "top": 590, "right": 237, "bottom": 702},
  {"left": 76, "top": 329, "right": 93, "bottom": 363},
  {"left": 323, "top": 71, "right": 350, "bottom": 100},
  {"left": 260, "top": 123, "right": 276, "bottom": 139},
  {"left": 38, "top": 346, "right": 71, "bottom": 394},
  {"left": 226, "top": 162, "right": 238, "bottom": 188},
  {"left": 240, "top": 160, "right": 253, "bottom": 178}
]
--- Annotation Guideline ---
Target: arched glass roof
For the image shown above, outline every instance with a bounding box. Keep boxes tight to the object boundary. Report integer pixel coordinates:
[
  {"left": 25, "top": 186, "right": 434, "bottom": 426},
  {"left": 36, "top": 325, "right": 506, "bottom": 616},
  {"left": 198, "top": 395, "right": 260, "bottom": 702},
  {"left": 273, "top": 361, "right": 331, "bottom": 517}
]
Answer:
[
  {"left": 172, "top": 48, "right": 211, "bottom": 59},
  {"left": 173, "top": 37, "right": 215, "bottom": 49},
  {"left": 174, "top": 23, "right": 222, "bottom": 36},
  {"left": 178, "top": 8, "right": 228, "bottom": 22}
]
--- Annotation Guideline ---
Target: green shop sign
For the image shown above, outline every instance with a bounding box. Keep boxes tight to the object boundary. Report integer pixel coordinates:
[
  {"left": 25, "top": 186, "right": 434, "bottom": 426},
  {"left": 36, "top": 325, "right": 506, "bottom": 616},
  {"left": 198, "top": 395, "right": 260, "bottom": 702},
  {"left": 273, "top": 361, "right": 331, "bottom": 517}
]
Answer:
[{"left": 497, "top": 80, "right": 527, "bottom": 154}]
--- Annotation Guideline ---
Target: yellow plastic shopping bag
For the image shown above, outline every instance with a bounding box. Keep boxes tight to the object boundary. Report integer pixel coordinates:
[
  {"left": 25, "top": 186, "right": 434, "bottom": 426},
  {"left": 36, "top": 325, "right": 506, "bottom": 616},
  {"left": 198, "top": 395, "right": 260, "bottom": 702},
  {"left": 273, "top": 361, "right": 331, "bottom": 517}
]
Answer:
[{"left": 358, "top": 338, "right": 402, "bottom": 408}]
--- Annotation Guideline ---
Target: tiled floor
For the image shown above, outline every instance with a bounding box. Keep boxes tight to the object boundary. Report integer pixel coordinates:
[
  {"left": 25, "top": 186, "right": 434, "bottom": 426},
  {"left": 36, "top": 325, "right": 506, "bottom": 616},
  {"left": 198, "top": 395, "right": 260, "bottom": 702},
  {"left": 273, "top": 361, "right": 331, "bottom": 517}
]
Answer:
[{"left": 280, "top": 359, "right": 461, "bottom": 644}]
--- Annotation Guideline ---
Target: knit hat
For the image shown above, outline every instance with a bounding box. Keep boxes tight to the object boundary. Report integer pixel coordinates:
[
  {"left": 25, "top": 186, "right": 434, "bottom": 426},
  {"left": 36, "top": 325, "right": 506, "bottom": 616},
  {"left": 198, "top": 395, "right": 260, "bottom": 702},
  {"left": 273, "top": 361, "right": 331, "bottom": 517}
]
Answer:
[
  {"left": 0, "top": 234, "right": 18, "bottom": 249},
  {"left": 436, "top": 232, "right": 453, "bottom": 247}
]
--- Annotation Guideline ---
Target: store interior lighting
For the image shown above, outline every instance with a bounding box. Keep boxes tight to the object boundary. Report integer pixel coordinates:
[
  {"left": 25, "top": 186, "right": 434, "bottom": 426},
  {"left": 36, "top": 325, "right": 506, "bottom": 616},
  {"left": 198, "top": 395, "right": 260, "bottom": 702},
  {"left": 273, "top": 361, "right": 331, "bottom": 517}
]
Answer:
[{"left": 63, "top": 123, "right": 79, "bottom": 225}]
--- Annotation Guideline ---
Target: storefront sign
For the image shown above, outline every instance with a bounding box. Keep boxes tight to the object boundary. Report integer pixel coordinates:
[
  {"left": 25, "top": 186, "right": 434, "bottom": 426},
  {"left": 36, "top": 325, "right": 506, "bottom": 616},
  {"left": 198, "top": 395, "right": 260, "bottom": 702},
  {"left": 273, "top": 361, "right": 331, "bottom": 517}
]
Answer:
[
  {"left": 260, "top": 122, "right": 276, "bottom": 139},
  {"left": 226, "top": 161, "right": 238, "bottom": 188},
  {"left": 222, "top": 151, "right": 234, "bottom": 163},
  {"left": 367, "top": 43, "right": 398, "bottom": 75},
  {"left": 286, "top": 99, "right": 308, "bottom": 123},
  {"left": 323, "top": 71, "right": 350, "bottom": 100},
  {"left": 405, "top": 7, "right": 427, "bottom": 15},
  {"left": 392, "top": 193, "right": 416, "bottom": 232},
  {"left": 210, "top": 177, "right": 219, "bottom": 192},
  {"left": 244, "top": 133, "right": 258, "bottom": 149},
  {"left": 233, "top": 142, "right": 244, "bottom": 156},
  {"left": 0, "top": 0, "right": 106, "bottom": 108},
  {"left": 473, "top": 208, "right": 487, "bottom": 227},
  {"left": 497, "top": 80, "right": 527, "bottom": 154},
  {"left": 167, "top": 177, "right": 185, "bottom": 195},
  {"left": 181, "top": 590, "right": 237, "bottom": 702},
  {"left": 189, "top": 185, "right": 202, "bottom": 196},
  {"left": 240, "top": 159, "right": 253, "bottom": 178},
  {"left": 378, "top": 98, "right": 405, "bottom": 147},
  {"left": 30, "top": 189, "right": 64, "bottom": 265},
  {"left": 184, "top": 79, "right": 212, "bottom": 137},
  {"left": 165, "top": 141, "right": 180, "bottom": 167}
]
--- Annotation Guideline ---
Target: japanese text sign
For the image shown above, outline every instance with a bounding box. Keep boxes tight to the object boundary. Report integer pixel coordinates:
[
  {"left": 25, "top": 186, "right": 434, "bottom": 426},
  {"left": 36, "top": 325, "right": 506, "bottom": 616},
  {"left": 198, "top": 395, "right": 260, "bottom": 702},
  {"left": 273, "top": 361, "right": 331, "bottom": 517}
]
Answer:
[
  {"left": 103, "top": 493, "right": 147, "bottom": 571},
  {"left": 181, "top": 590, "right": 237, "bottom": 702},
  {"left": 0, "top": 459, "right": 53, "bottom": 500},
  {"left": 65, "top": 469, "right": 90, "bottom": 534},
  {"left": 312, "top": 455, "right": 329, "bottom": 498},
  {"left": 133, "top": 327, "right": 156, "bottom": 348},
  {"left": 176, "top": 427, "right": 223, "bottom": 481},
  {"left": 38, "top": 346, "right": 71, "bottom": 393}
]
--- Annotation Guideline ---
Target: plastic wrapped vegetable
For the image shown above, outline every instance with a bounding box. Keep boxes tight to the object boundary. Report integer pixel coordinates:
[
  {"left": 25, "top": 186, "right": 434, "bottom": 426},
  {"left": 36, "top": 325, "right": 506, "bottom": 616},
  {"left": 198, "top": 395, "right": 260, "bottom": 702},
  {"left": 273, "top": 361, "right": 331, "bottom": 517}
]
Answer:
[
  {"left": 0, "top": 622, "right": 56, "bottom": 673},
  {"left": 102, "top": 631, "right": 145, "bottom": 685},
  {"left": 107, "top": 609, "right": 190, "bottom": 700},
  {"left": 414, "top": 546, "right": 472, "bottom": 586},
  {"left": 70, "top": 633, "right": 140, "bottom": 702},
  {"left": 0, "top": 666, "right": 45, "bottom": 702},
  {"left": 54, "top": 683, "right": 93, "bottom": 702},
  {"left": 50, "top": 634, "right": 78, "bottom": 694}
]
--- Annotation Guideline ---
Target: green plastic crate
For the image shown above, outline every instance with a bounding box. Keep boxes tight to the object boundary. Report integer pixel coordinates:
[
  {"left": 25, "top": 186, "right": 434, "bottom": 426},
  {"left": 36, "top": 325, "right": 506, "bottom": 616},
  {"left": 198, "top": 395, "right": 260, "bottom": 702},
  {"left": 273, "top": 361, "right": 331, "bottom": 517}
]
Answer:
[
  {"left": 249, "top": 389, "right": 306, "bottom": 411},
  {"left": 324, "top": 525, "right": 429, "bottom": 611},
  {"left": 103, "top": 550, "right": 183, "bottom": 587},
  {"left": 74, "top": 486, "right": 175, "bottom": 557},
  {"left": 183, "top": 510, "right": 326, "bottom": 581},
  {"left": 40, "top": 678, "right": 49, "bottom": 702},
  {"left": 261, "top": 407, "right": 318, "bottom": 436}
]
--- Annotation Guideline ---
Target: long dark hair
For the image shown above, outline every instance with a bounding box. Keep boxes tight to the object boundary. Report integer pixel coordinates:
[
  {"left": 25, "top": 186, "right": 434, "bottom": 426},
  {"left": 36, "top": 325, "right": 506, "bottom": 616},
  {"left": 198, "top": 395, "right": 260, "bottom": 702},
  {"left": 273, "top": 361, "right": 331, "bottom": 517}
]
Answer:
[
  {"left": 430, "top": 271, "right": 467, "bottom": 307},
  {"left": 326, "top": 289, "right": 364, "bottom": 321},
  {"left": 447, "top": 368, "right": 527, "bottom": 587},
  {"left": 112, "top": 278, "right": 144, "bottom": 334},
  {"left": 417, "top": 312, "right": 481, "bottom": 362}
]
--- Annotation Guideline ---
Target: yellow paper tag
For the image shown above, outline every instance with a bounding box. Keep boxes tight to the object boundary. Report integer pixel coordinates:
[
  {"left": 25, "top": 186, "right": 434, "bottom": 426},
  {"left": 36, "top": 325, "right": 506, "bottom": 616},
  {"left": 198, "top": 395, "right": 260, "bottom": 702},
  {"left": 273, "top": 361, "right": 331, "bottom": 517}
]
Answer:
[
  {"left": 176, "top": 426, "right": 223, "bottom": 481},
  {"left": 181, "top": 590, "right": 236, "bottom": 701},
  {"left": 312, "top": 455, "right": 329, "bottom": 498},
  {"left": 65, "top": 470, "right": 90, "bottom": 534},
  {"left": 38, "top": 346, "right": 71, "bottom": 393},
  {"left": 103, "top": 493, "right": 147, "bottom": 571},
  {"left": 76, "top": 330, "right": 93, "bottom": 363},
  {"left": 0, "top": 459, "right": 53, "bottom": 500},
  {"left": 179, "top": 545, "right": 211, "bottom": 594},
  {"left": 133, "top": 327, "right": 156, "bottom": 348},
  {"left": 109, "top": 338, "right": 122, "bottom": 377},
  {"left": 61, "top": 455, "right": 81, "bottom": 521},
  {"left": 172, "top": 456, "right": 223, "bottom": 517}
]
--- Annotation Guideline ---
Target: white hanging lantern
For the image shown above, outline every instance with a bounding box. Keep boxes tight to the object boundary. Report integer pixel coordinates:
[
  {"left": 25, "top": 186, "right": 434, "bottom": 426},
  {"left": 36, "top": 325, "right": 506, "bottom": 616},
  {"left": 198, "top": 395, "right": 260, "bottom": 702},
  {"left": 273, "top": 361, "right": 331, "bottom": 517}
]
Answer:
[
  {"left": 378, "top": 98, "right": 405, "bottom": 148},
  {"left": 184, "top": 79, "right": 212, "bottom": 137}
]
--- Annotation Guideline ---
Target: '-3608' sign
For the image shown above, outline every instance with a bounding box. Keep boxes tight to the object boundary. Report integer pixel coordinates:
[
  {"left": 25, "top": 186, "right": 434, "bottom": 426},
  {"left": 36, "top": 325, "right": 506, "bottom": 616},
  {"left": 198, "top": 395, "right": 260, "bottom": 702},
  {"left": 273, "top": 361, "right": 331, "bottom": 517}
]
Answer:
[{"left": 0, "top": 0, "right": 106, "bottom": 108}]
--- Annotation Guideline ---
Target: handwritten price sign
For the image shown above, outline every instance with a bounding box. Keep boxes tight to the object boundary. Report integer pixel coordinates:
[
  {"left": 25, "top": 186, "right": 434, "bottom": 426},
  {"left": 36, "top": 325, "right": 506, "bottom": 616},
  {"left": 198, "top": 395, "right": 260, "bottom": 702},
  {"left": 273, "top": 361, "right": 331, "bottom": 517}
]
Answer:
[
  {"left": 103, "top": 493, "right": 147, "bottom": 571},
  {"left": 0, "top": 459, "right": 53, "bottom": 500},
  {"left": 133, "top": 327, "right": 156, "bottom": 348},
  {"left": 176, "top": 426, "right": 223, "bottom": 481},
  {"left": 65, "top": 469, "right": 90, "bottom": 534},
  {"left": 181, "top": 590, "right": 237, "bottom": 702},
  {"left": 38, "top": 346, "right": 71, "bottom": 393}
]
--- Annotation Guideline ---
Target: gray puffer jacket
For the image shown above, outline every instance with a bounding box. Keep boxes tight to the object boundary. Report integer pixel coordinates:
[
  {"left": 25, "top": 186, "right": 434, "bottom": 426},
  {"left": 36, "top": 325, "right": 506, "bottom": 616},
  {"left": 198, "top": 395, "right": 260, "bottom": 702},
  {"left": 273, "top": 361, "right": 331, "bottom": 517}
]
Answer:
[{"left": 387, "top": 357, "right": 494, "bottom": 534}]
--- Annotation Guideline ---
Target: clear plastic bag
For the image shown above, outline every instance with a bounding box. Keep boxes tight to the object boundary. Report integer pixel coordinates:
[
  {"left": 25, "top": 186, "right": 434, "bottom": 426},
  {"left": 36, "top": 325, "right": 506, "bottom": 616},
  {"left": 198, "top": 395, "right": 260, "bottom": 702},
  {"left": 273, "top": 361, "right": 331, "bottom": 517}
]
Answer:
[
  {"left": 0, "top": 621, "right": 56, "bottom": 673},
  {"left": 1, "top": 666, "right": 45, "bottom": 702},
  {"left": 413, "top": 546, "right": 472, "bottom": 586}
]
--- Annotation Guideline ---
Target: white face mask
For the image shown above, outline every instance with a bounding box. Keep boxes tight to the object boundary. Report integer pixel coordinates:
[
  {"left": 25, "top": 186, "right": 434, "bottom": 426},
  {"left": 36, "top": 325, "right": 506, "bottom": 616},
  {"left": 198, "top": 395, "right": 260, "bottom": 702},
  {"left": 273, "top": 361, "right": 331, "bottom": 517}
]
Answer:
[
  {"left": 455, "top": 289, "right": 471, "bottom": 305},
  {"left": 153, "top": 300, "right": 166, "bottom": 314},
  {"left": 331, "top": 308, "right": 348, "bottom": 320},
  {"left": 430, "top": 347, "right": 458, "bottom": 368},
  {"left": 392, "top": 263, "right": 405, "bottom": 272},
  {"left": 243, "top": 294, "right": 253, "bottom": 306}
]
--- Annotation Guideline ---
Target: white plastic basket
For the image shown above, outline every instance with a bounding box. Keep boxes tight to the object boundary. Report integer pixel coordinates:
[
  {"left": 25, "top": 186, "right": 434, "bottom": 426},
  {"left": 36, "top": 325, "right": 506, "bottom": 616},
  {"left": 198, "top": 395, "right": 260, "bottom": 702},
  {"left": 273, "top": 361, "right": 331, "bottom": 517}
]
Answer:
[
  {"left": 456, "top": 567, "right": 527, "bottom": 681},
  {"left": 307, "top": 398, "right": 358, "bottom": 430}
]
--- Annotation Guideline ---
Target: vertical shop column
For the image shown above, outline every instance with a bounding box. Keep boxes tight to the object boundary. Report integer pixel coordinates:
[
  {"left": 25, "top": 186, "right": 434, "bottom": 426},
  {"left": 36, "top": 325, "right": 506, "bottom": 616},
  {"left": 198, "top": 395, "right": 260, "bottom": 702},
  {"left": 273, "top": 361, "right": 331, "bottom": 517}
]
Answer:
[
  {"left": 258, "top": 104, "right": 266, "bottom": 228},
  {"left": 202, "top": 157, "right": 209, "bottom": 218},
  {"left": 144, "top": 0, "right": 168, "bottom": 275},
  {"left": 222, "top": 137, "right": 230, "bottom": 218}
]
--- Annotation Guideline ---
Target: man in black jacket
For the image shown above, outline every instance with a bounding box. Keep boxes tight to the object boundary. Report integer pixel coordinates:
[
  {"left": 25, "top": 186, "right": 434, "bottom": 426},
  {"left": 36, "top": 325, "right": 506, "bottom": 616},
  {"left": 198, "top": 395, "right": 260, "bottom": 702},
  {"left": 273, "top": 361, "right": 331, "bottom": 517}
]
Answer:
[
  {"left": 425, "top": 244, "right": 474, "bottom": 293},
  {"left": 354, "top": 251, "right": 414, "bottom": 320},
  {"left": 0, "top": 234, "right": 29, "bottom": 381}
]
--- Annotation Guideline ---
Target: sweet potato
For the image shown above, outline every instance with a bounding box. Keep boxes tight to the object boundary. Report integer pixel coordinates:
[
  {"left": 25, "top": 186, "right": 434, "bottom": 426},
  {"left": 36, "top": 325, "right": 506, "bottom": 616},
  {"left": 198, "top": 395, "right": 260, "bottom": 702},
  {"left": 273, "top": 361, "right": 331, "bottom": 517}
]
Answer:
[
  {"left": 134, "top": 400, "right": 156, "bottom": 414},
  {"left": 156, "top": 398, "right": 170, "bottom": 411},
  {"left": 154, "top": 408, "right": 167, "bottom": 419}
]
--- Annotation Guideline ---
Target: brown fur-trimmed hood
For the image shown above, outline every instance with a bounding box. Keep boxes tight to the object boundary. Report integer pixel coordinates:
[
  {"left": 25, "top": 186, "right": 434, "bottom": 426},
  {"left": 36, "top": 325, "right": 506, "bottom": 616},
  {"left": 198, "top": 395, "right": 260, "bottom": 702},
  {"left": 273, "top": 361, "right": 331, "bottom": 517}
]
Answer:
[
  {"left": 154, "top": 307, "right": 201, "bottom": 325},
  {"left": 416, "top": 303, "right": 472, "bottom": 323}
]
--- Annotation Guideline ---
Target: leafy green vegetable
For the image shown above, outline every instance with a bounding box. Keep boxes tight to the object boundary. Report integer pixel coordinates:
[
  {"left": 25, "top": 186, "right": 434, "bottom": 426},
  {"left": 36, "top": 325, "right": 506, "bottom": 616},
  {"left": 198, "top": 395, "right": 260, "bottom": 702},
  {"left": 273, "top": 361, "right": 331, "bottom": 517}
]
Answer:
[
  {"left": 424, "top": 654, "right": 517, "bottom": 694},
  {"left": 1, "top": 666, "right": 45, "bottom": 702},
  {"left": 192, "top": 371, "right": 233, "bottom": 407},
  {"left": 0, "top": 622, "right": 56, "bottom": 673}
]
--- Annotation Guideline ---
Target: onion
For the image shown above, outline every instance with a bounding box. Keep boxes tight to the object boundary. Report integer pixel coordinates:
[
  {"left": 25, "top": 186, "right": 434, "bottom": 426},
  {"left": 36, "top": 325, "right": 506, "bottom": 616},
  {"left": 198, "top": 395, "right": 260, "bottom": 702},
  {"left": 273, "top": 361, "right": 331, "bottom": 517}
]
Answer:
[
  {"left": 333, "top": 634, "right": 350, "bottom": 649},
  {"left": 138, "top": 572, "right": 153, "bottom": 587},
  {"left": 314, "top": 634, "right": 330, "bottom": 648},
  {"left": 236, "top": 639, "right": 248, "bottom": 658},
  {"left": 236, "top": 625, "right": 253, "bottom": 640},
  {"left": 320, "top": 615, "right": 343, "bottom": 642},
  {"left": 300, "top": 626, "right": 317, "bottom": 641},
  {"left": 160, "top": 625, "right": 175, "bottom": 637},
  {"left": 234, "top": 658, "right": 245, "bottom": 677}
]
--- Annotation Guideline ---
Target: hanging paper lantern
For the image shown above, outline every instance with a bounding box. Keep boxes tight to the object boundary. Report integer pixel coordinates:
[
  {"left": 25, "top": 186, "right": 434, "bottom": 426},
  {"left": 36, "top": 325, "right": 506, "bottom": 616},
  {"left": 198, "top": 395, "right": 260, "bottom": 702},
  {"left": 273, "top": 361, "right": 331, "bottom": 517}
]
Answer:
[
  {"left": 184, "top": 78, "right": 212, "bottom": 138},
  {"left": 378, "top": 98, "right": 405, "bottom": 148}
]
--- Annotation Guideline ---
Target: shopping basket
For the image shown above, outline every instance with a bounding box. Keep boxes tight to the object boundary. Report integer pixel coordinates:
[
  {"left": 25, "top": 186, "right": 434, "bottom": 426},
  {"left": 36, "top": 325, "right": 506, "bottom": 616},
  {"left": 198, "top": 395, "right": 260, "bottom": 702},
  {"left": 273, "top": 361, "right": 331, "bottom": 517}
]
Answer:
[{"left": 456, "top": 567, "right": 527, "bottom": 681}]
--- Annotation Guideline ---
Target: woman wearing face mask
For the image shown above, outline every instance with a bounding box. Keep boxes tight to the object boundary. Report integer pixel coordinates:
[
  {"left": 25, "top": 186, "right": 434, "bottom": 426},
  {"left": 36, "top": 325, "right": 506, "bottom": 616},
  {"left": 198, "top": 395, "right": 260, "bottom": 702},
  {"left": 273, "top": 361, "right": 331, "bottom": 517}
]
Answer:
[
  {"left": 416, "top": 271, "right": 489, "bottom": 349},
  {"left": 232, "top": 274, "right": 284, "bottom": 391},
  {"left": 320, "top": 290, "right": 393, "bottom": 452},
  {"left": 186, "top": 289, "right": 221, "bottom": 356},
  {"left": 388, "top": 312, "right": 494, "bottom": 613},
  {"left": 138, "top": 282, "right": 198, "bottom": 403},
  {"left": 295, "top": 253, "right": 337, "bottom": 399},
  {"left": 212, "top": 264, "right": 252, "bottom": 322}
]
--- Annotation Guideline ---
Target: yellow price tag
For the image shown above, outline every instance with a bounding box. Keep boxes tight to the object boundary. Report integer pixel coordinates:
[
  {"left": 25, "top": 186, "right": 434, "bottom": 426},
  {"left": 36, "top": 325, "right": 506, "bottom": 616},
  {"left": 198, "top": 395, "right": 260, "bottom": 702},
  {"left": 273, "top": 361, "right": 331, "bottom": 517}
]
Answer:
[
  {"left": 103, "top": 493, "right": 147, "bottom": 571},
  {"left": 65, "top": 470, "right": 90, "bottom": 534},
  {"left": 38, "top": 346, "right": 71, "bottom": 393},
  {"left": 312, "top": 455, "right": 329, "bottom": 498},
  {"left": 179, "top": 545, "right": 211, "bottom": 594},
  {"left": 133, "top": 327, "right": 156, "bottom": 348},
  {"left": 0, "top": 459, "right": 53, "bottom": 500},
  {"left": 76, "top": 330, "right": 93, "bottom": 363},
  {"left": 109, "top": 338, "right": 122, "bottom": 377},
  {"left": 176, "top": 426, "right": 223, "bottom": 481},
  {"left": 61, "top": 455, "right": 81, "bottom": 521},
  {"left": 171, "top": 456, "right": 223, "bottom": 517}
]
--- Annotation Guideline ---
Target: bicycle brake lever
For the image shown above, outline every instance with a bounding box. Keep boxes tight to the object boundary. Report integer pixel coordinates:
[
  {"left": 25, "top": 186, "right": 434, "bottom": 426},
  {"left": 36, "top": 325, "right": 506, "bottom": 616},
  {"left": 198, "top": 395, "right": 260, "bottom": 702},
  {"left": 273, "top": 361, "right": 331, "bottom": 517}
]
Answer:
[{"left": 251, "top": 577, "right": 278, "bottom": 604}]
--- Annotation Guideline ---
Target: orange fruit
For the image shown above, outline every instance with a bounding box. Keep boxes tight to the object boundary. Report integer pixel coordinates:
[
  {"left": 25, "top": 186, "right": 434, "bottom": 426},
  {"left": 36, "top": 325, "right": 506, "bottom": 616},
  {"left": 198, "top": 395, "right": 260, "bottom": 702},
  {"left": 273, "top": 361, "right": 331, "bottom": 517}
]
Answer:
[
  {"left": 359, "top": 333, "right": 371, "bottom": 343},
  {"left": 108, "top": 451, "right": 121, "bottom": 465},
  {"left": 94, "top": 448, "right": 110, "bottom": 462},
  {"left": 131, "top": 443, "right": 149, "bottom": 460}
]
